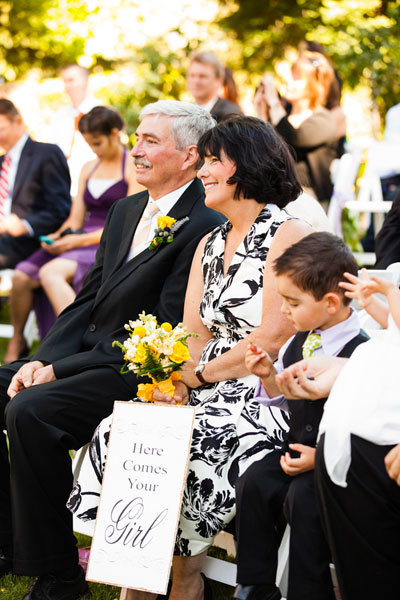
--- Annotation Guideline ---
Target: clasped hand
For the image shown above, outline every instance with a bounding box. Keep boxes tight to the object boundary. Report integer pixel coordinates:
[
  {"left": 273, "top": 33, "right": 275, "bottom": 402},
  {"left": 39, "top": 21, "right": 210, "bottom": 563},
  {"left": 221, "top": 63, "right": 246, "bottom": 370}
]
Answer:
[
  {"left": 0, "top": 214, "right": 30, "bottom": 237},
  {"left": 280, "top": 444, "right": 316, "bottom": 476},
  {"left": 8, "top": 361, "right": 56, "bottom": 398},
  {"left": 152, "top": 381, "right": 190, "bottom": 405}
]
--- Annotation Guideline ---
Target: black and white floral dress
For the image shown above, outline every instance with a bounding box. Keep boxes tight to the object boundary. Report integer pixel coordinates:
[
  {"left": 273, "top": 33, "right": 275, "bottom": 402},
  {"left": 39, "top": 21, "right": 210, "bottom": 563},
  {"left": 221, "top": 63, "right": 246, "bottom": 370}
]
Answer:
[{"left": 68, "top": 204, "right": 290, "bottom": 555}]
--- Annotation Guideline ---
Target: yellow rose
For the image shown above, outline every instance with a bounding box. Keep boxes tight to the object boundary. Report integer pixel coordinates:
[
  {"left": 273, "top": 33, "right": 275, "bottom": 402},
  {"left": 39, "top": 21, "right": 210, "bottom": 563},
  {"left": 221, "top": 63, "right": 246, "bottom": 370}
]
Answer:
[
  {"left": 160, "top": 322, "right": 173, "bottom": 332},
  {"left": 133, "top": 326, "right": 146, "bottom": 338},
  {"left": 134, "top": 343, "right": 147, "bottom": 364},
  {"left": 156, "top": 372, "right": 181, "bottom": 396},
  {"left": 170, "top": 341, "right": 190, "bottom": 364},
  {"left": 157, "top": 216, "right": 176, "bottom": 230},
  {"left": 137, "top": 383, "right": 155, "bottom": 403},
  {"left": 149, "top": 346, "right": 159, "bottom": 359}
]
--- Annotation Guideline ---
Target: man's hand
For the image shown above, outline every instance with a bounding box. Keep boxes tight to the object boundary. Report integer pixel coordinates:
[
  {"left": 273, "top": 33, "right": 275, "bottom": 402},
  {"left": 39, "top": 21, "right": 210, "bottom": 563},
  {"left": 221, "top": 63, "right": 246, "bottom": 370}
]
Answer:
[
  {"left": 8, "top": 361, "right": 55, "bottom": 398},
  {"left": 152, "top": 381, "right": 190, "bottom": 405},
  {"left": 385, "top": 443, "right": 400, "bottom": 486},
  {"left": 276, "top": 355, "right": 348, "bottom": 400},
  {"left": 0, "top": 214, "right": 30, "bottom": 237},
  {"left": 280, "top": 444, "right": 316, "bottom": 476}
]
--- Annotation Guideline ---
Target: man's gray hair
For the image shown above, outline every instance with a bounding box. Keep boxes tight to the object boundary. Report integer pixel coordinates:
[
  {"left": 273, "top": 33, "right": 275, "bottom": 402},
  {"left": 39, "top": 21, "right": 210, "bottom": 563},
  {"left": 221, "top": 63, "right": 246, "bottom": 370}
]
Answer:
[{"left": 139, "top": 100, "right": 216, "bottom": 150}]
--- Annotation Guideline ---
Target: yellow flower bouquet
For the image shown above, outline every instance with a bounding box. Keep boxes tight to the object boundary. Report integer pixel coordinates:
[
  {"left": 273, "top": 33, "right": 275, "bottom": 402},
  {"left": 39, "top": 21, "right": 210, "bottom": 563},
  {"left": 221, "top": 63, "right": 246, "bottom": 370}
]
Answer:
[{"left": 113, "top": 312, "right": 197, "bottom": 402}]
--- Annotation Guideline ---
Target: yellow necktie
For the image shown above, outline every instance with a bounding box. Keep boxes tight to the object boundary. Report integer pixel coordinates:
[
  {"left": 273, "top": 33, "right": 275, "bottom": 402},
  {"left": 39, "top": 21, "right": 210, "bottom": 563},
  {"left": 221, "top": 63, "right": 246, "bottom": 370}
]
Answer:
[{"left": 302, "top": 332, "right": 322, "bottom": 359}]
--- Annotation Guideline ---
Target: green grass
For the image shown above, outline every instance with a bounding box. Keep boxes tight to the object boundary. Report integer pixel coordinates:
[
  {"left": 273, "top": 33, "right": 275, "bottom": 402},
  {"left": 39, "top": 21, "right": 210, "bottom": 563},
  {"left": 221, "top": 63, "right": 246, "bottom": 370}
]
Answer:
[
  {"left": 0, "top": 303, "right": 235, "bottom": 599},
  {"left": 0, "top": 540, "right": 235, "bottom": 600}
]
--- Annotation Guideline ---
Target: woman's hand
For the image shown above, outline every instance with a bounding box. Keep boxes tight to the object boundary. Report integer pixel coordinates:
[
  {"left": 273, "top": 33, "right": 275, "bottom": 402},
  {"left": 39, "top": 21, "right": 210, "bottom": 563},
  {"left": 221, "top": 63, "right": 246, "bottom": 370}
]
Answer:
[
  {"left": 254, "top": 83, "right": 268, "bottom": 121},
  {"left": 280, "top": 444, "right": 316, "bottom": 476},
  {"left": 41, "top": 233, "right": 82, "bottom": 255},
  {"left": 261, "top": 74, "right": 281, "bottom": 106},
  {"left": 152, "top": 381, "right": 190, "bottom": 405},
  {"left": 276, "top": 355, "right": 348, "bottom": 400},
  {"left": 339, "top": 269, "right": 375, "bottom": 308}
]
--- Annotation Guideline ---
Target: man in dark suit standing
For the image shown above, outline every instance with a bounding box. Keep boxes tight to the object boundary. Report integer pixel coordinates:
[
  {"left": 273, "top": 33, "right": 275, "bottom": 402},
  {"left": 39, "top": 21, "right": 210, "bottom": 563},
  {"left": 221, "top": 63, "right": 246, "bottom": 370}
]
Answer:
[
  {"left": 375, "top": 190, "right": 400, "bottom": 268},
  {"left": 187, "top": 51, "right": 243, "bottom": 122},
  {"left": 0, "top": 99, "right": 71, "bottom": 268},
  {"left": 0, "top": 100, "right": 224, "bottom": 599}
]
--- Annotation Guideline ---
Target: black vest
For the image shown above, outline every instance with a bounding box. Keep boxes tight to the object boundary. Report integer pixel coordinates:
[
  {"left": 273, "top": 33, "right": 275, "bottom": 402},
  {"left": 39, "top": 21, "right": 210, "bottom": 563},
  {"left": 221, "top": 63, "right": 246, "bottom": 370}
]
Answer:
[{"left": 282, "top": 329, "right": 369, "bottom": 448}]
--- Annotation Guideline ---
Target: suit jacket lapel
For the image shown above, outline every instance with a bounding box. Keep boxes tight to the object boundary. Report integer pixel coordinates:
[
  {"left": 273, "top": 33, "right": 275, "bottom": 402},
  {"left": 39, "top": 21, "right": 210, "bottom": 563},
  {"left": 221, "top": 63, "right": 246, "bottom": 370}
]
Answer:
[
  {"left": 12, "top": 137, "right": 33, "bottom": 202},
  {"left": 94, "top": 178, "right": 203, "bottom": 308}
]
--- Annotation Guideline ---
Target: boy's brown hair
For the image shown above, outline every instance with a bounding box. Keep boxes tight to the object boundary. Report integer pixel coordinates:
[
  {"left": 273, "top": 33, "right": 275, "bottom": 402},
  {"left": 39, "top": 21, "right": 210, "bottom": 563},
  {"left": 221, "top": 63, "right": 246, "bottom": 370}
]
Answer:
[{"left": 273, "top": 232, "right": 357, "bottom": 305}]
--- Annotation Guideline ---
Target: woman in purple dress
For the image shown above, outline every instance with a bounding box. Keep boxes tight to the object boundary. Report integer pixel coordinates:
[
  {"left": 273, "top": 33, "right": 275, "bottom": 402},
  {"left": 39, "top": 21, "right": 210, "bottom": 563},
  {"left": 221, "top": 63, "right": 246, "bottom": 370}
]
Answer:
[{"left": 5, "top": 106, "right": 138, "bottom": 362}]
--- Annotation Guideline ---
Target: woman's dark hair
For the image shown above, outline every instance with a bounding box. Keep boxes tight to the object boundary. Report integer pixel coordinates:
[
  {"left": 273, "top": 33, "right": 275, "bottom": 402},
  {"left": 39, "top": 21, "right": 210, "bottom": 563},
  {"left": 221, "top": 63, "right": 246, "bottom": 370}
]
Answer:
[
  {"left": 78, "top": 106, "right": 124, "bottom": 136},
  {"left": 197, "top": 116, "right": 302, "bottom": 207}
]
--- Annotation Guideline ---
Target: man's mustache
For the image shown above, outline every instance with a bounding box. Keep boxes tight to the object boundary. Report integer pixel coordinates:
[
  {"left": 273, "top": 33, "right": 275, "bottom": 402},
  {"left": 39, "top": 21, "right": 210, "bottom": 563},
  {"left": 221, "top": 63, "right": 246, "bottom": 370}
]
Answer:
[{"left": 134, "top": 158, "right": 153, "bottom": 168}]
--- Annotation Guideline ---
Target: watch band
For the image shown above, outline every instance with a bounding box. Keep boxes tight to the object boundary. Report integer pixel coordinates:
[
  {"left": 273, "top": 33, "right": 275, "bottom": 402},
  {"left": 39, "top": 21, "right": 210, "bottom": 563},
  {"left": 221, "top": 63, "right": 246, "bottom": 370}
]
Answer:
[
  {"left": 195, "top": 363, "right": 209, "bottom": 385},
  {"left": 195, "top": 369, "right": 208, "bottom": 385}
]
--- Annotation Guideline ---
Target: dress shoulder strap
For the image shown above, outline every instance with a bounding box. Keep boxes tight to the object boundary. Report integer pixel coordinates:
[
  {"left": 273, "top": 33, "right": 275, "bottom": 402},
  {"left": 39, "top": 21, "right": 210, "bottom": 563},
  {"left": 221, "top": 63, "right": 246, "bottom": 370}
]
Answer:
[{"left": 87, "top": 160, "right": 100, "bottom": 179}]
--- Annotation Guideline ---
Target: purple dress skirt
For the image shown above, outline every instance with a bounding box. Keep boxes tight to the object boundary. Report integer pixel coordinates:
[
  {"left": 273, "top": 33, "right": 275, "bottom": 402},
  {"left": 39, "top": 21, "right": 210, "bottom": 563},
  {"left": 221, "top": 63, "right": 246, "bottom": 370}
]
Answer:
[{"left": 16, "top": 150, "right": 129, "bottom": 339}]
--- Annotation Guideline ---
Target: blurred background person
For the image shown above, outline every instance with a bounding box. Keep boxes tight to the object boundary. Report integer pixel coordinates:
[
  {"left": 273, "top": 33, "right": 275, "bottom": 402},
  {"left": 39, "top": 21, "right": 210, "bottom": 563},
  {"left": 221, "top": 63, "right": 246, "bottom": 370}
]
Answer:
[
  {"left": 255, "top": 51, "right": 343, "bottom": 208},
  {"left": 187, "top": 50, "right": 243, "bottom": 122},
  {"left": 304, "top": 41, "right": 346, "bottom": 156},
  {"left": 220, "top": 66, "right": 241, "bottom": 108},
  {"left": 5, "top": 106, "right": 137, "bottom": 363},
  {"left": 378, "top": 101, "right": 400, "bottom": 202},
  {"left": 48, "top": 65, "right": 97, "bottom": 196},
  {"left": 0, "top": 99, "right": 70, "bottom": 269}
]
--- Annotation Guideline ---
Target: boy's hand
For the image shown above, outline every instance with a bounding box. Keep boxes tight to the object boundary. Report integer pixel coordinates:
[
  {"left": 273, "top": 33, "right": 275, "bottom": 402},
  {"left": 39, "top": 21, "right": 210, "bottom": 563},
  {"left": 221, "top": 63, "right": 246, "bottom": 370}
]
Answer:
[
  {"left": 280, "top": 444, "right": 316, "bottom": 476},
  {"left": 245, "top": 343, "right": 274, "bottom": 378},
  {"left": 385, "top": 443, "right": 400, "bottom": 486}
]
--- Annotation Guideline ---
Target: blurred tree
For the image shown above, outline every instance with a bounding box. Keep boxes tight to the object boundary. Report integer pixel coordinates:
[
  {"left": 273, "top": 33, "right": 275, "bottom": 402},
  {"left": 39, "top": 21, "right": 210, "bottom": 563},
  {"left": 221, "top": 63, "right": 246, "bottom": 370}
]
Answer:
[
  {"left": 97, "top": 38, "right": 189, "bottom": 144},
  {"left": 217, "top": 0, "right": 400, "bottom": 116},
  {"left": 0, "top": 0, "right": 89, "bottom": 82}
]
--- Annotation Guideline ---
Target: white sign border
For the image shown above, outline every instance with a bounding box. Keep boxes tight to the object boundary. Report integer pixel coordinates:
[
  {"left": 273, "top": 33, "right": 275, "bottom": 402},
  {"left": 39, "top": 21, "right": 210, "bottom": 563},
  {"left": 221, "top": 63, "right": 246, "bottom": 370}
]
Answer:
[{"left": 86, "top": 401, "right": 196, "bottom": 595}]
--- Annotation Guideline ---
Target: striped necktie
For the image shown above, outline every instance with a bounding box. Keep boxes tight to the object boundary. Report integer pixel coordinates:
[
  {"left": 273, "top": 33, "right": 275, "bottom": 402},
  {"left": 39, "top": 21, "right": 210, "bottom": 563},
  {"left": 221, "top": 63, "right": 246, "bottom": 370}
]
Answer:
[
  {"left": 302, "top": 332, "right": 322, "bottom": 359},
  {"left": 127, "top": 200, "right": 160, "bottom": 261},
  {"left": 0, "top": 155, "right": 11, "bottom": 219}
]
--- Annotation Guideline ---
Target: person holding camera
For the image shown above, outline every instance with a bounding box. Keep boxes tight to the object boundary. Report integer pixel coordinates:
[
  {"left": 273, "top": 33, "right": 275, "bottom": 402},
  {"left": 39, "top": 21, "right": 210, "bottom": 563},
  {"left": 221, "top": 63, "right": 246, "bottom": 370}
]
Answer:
[{"left": 5, "top": 106, "right": 138, "bottom": 362}]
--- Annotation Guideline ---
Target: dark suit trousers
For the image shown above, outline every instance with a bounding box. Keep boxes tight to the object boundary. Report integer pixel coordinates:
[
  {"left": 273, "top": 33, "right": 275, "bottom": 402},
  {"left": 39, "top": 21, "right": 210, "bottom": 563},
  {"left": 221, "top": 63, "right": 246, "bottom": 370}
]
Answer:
[
  {"left": 0, "top": 361, "right": 135, "bottom": 575},
  {"left": 0, "top": 234, "right": 39, "bottom": 268},
  {"left": 236, "top": 449, "right": 334, "bottom": 600},
  {"left": 316, "top": 434, "right": 400, "bottom": 600}
]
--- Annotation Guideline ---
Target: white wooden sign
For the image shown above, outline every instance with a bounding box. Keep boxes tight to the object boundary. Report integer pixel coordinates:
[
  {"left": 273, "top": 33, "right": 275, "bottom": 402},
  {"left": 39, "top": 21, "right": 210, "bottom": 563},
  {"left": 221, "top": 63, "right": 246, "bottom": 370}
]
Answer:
[{"left": 86, "top": 401, "right": 195, "bottom": 595}]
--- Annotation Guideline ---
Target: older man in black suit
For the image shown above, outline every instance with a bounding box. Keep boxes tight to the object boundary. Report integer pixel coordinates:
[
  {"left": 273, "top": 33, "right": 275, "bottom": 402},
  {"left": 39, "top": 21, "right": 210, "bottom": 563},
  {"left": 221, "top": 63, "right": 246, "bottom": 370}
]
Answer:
[
  {"left": 0, "top": 100, "right": 224, "bottom": 599},
  {"left": 0, "top": 99, "right": 71, "bottom": 268}
]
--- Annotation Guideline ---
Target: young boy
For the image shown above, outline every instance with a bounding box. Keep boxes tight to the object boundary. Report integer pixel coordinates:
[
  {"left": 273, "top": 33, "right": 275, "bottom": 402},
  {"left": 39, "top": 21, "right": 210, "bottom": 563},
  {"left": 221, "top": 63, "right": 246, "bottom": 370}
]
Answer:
[{"left": 233, "top": 232, "right": 369, "bottom": 600}]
